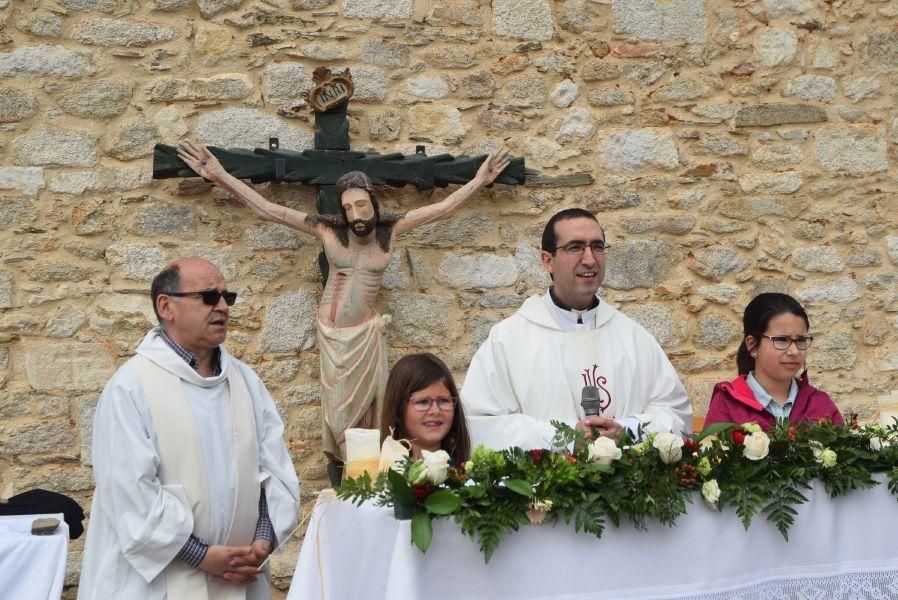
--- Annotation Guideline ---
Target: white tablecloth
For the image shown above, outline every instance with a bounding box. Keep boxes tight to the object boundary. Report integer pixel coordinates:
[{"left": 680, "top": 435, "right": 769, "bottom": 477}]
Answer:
[
  {"left": 288, "top": 478, "right": 898, "bottom": 600},
  {"left": 0, "top": 513, "right": 68, "bottom": 600}
]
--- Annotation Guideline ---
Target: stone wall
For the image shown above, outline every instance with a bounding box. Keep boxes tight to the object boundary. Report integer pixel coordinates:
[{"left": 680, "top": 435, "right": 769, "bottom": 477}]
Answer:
[{"left": 1, "top": 0, "right": 897, "bottom": 595}]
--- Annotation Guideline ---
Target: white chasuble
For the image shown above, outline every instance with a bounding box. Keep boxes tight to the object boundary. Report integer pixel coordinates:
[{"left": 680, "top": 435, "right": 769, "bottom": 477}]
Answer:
[
  {"left": 132, "top": 355, "right": 259, "bottom": 600},
  {"left": 461, "top": 295, "right": 691, "bottom": 450}
]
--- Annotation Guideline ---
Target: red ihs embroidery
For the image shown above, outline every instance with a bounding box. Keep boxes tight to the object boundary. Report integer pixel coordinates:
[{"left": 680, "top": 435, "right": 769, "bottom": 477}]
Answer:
[{"left": 581, "top": 364, "right": 612, "bottom": 412}]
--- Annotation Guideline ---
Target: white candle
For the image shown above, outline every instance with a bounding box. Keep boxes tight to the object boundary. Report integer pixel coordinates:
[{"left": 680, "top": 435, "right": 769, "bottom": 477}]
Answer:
[{"left": 344, "top": 428, "right": 381, "bottom": 479}]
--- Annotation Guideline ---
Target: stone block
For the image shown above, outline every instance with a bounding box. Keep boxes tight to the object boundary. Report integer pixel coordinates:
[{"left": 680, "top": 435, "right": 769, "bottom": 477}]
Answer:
[
  {"left": 603, "top": 240, "right": 678, "bottom": 290},
  {"left": 246, "top": 223, "right": 305, "bottom": 250},
  {"left": 586, "top": 89, "right": 635, "bottom": 107},
  {"left": 59, "top": 0, "right": 120, "bottom": 10},
  {"left": 694, "top": 314, "right": 740, "bottom": 349},
  {"left": 622, "top": 303, "right": 686, "bottom": 348},
  {"left": 791, "top": 245, "right": 844, "bottom": 273},
  {"left": 886, "top": 236, "right": 898, "bottom": 265},
  {"left": 753, "top": 27, "right": 797, "bottom": 67},
  {"left": 264, "top": 63, "right": 314, "bottom": 110},
  {"left": 783, "top": 75, "right": 837, "bottom": 102},
  {"left": 367, "top": 109, "right": 400, "bottom": 141},
  {"left": 550, "top": 80, "right": 579, "bottom": 109},
  {"left": 0, "top": 271, "right": 12, "bottom": 309},
  {"left": 719, "top": 197, "right": 806, "bottom": 221},
  {"left": 843, "top": 77, "right": 880, "bottom": 103},
  {"left": 259, "top": 290, "right": 317, "bottom": 353},
  {"left": 0, "top": 88, "right": 37, "bottom": 122},
  {"left": 25, "top": 343, "right": 114, "bottom": 393},
  {"left": 763, "top": 0, "right": 812, "bottom": 18},
  {"left": 344, "top": 0, "right": 412, "bottom": 19},
  {"left": 408, "top": 105, "right": 466, "bottom": 144},
  {"left": 514, "top": 243, "right": 551, "bottom": 288},
  {"left": 13, "top": 127, "right": 99, "bottom": 167},
  {"left": 28, "top": 262, "right": 96, "bottom": 283},
  {"left": 738, "top": 172, "right": 803, "bottom": 195},
  {"left": 348, "top": 66, "right": 387, "bottom": 103},
  {"left": 388, "top": 294, "right": 459, "bottom": 347},
  {"left": 810, "top": 331, "right": 857, "bottom": 371},
  {"left": 612, "top": 0, "right": 707, "bottom": 44},
  {"left": 360, "top": 40, "right": 409, "bottom": 67},
  {"left": 402, "top": 213, "right": 492, "bottom": 248},
  {"left": 751, "top": 144, "right": 805, "bottom": 168},
  {"left": 106, "top": 243, "right": 169, "bottom": 281},
  {"left": 21, "top": 9, "right": 68, "bottom": 41},
  {"left": 522, "top": 137, "right": 579, "bottom": 168},
  {"left": 293, "top": 42, "right": 350, "bottom": 62},
  {"left": 71, "top": 17, "right": 178, "bottom": 47},
  {"left": 651, "top": 78, "right": 710, "bottom": 103},
  {"left": 49, "top": 167, "right": 150, "bottom": 194},
  {"left": 867, "top": 30, "right": 898, "bottom": 72},
  {"left": 796, "top": 278, "right": 860, "bottom": 304},
  {"left": 581, "top": 61, "right": 620, "bottom": 82},
  {"left": 195, "top": 108, "right": 313, "bottom": 150},
  {"left": 553, "top": 108, "right": 596, "bottom": 142},
  {"left": 105, "top": 119, "right": 160, "bottom": 160},
  {"left": 696, "top": 283, "right": 740, "bottom": 304},
  {"left": 58, "top": 80, "right": 132, "bottom": 118},
  {"left": 90, "top": 293, "right": 155, "bottom": 336},
  {"left": 404, "top": 76, "right": 449, "bottom": 100},
  {"left": 147, "top": 74, "right": 253, "bottom": 102},
  {"left": 0, "top": 45, "right": 93, "bottom": 78},
  {"left": 0, "top": 391, "right": 68, "bottom": 420},
  {"left": 815, "top": 126, "right": 887, "bottom": 175},
  {"left": 46, "top": 307, "right": 88, "bottom": 338},
  {"left": 0, "top": 420, "right": 78, "bottom": 456},
  {"left": 130, "top": 202, "right": 195, "bottom": 238},
  {"left": 599, "top": 128, "right": 679, "bottom": 171},
  {"left": 504, "top": 75, "right": 547, "bottom": 109},
  {"left": 687, "top": 247, "right": 747, "bottom": 282},
  {"left": 492, "top": 0, "right": 553, "bottom": 41},
  {"left": 619, "top": 215, "right": 696, "bottom": 235},
  {"left": 734, "top": 104, "right": 826, "bottom": 127},
  {"left": 460, "top": 71, "right": 496, "bottom": 99},
  {"left": 196, "top": 0, "right": 241, "bottom": 17},
  {"left": 0, "top": 167, "right": 44, "bottom": 198},
  {"left": 437, "top": 252, "right": 519, "bottom": 289}
]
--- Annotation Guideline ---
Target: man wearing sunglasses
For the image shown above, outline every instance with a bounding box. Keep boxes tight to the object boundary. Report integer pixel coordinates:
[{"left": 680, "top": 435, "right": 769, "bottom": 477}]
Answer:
[
  {"left": 80, "top": 258, "right": 300, "bottom": 600},
  {"left": 462, "top": 208, "right": 691, "bottom": 450}
]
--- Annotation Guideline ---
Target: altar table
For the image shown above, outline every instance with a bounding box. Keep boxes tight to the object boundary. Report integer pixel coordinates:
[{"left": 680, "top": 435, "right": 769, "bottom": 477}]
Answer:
[
  {"left": 288, "top": 477, "right": 898, "bottom": 600},
  {"left": 0, "top": 513, "right": 68, "bottom": 600}
]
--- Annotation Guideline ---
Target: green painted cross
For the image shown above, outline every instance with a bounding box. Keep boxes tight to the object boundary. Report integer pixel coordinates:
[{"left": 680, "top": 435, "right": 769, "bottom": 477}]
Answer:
[{"left": 153, "top": 97, "right": 526, "bottom": 280}]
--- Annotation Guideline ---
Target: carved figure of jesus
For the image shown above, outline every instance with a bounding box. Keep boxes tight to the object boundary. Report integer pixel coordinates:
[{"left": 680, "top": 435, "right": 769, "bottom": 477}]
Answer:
[{"left": 176, "top": 141, "right": 510, "bottom": 466}]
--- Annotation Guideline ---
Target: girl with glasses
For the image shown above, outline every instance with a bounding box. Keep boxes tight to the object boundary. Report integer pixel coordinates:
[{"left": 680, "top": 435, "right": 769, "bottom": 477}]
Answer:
[
  {"left": 705, "top": 293, "right": 843, "bottom": 428},
  {"left": 379, "top": 353, "right": 471, "bottom": 465}
]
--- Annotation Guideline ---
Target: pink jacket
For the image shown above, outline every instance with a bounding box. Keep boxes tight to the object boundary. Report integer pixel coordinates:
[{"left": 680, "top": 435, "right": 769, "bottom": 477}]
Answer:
[{"left": 705, "top": 372, "right": 843, "bottom": 430}]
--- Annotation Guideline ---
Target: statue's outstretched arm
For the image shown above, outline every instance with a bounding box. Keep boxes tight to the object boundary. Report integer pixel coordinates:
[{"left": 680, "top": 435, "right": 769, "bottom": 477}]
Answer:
[
  {"left": 392, "top": 149, "right": 510, "bottom": 236},
  {"left": 176, "top": 140, "right": 321, "bottom": 238}
]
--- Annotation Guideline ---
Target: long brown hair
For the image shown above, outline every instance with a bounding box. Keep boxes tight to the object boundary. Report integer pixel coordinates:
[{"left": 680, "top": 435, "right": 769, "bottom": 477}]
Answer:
[{"left": 380, "top": 353, "right": 471, "bottom": 465}]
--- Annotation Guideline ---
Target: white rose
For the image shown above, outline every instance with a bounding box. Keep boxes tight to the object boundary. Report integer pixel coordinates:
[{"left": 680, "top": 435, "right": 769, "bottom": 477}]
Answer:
[
  {"left": 742, "top": 431, "right": 770, "bottom": 461},
  {"left": 652, "top": 432, "right": 684, "bottom": 464},
  {"left": 870, "top": 437, "right": 882, "bottom": 452},
  {"left": 820, "top": 448, "right": 837, "bottom": 468},
  {"left": 421, "top": 449, "right": 450, "bottom": 485},
  {"left": 701, "top": 479, "right": 721, "bottom": 509},
  {"left": 588, "top": 436, "right": 622, "bottom": 465}
]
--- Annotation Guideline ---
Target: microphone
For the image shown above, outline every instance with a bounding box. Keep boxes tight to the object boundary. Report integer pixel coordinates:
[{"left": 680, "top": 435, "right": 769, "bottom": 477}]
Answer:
[{"left": 581, "top": 385, "right": 602, "bottom": 417}]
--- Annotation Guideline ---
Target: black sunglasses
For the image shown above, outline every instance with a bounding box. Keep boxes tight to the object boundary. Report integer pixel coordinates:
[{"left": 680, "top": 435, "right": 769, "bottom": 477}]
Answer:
[{"left": 164, "top": 290, "right": 237, "bottom": 306}]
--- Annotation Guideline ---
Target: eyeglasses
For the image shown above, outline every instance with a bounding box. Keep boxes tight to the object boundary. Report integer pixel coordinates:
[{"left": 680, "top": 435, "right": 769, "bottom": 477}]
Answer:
[
  {"left": 760, "top": 335, "right": 813, "bottom": 351},
  {"left": 408, "top": 396, "right": 458, "bottom": 412},
  {"left": 164, "top": 290, "right": 237, "bottom": 306},
  {"left": 552, "top": 241, "right": 610, "bottom": 256}
]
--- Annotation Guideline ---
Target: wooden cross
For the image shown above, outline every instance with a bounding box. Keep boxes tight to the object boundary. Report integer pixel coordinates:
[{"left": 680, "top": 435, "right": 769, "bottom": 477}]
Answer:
[{"left": 152, "top": 68, "right": 527, "bottom": 280}]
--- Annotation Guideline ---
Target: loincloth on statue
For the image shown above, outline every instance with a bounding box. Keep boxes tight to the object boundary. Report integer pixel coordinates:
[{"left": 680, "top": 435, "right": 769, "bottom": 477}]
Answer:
[{"left": 317, "top": 314, "right": 390, "bottom": 461}]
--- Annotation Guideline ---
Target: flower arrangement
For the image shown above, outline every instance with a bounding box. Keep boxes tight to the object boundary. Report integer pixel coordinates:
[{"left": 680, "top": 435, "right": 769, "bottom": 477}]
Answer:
[{"left": 335, "top": 418, "right": 898, "bottom": 562}]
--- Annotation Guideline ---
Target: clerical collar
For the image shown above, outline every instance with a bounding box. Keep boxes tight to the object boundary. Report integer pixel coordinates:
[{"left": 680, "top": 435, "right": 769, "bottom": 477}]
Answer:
[
  {"left": 545, "top": 287, "right": 601, "bottom": 331},
  {"left": 159, "top": 327, "right": 222, "bottom": 376},
  {"left": 548, "top": 286, "right": 600, "bottom": 312}
]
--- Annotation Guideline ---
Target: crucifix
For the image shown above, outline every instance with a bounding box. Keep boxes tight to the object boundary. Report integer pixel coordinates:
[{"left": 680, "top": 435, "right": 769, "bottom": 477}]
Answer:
[
  {"left": 152, "top": 67, "right": 526, "bottom": 484},
  {"left": 153, "top": 67, "right": 527, "bottom": 281}
]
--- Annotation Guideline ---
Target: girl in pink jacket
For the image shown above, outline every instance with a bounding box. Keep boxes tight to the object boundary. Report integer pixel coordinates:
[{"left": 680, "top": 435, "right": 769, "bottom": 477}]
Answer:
[{"left": 705, "top": 293, "right": 843, "bottom": 429}]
